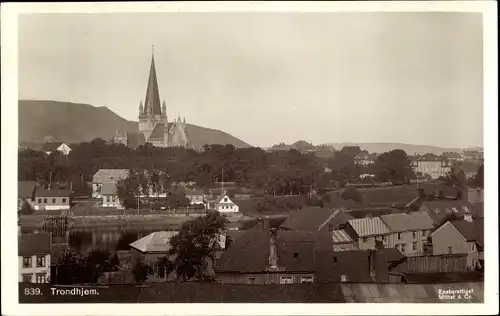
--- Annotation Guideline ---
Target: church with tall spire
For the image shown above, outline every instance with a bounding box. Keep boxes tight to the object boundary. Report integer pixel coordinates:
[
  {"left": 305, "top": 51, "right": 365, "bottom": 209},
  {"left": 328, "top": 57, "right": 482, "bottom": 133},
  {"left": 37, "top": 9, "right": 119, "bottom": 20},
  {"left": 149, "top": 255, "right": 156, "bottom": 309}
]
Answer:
[{"left": 114, "top": 47, "right": 191, "bottom": 149}]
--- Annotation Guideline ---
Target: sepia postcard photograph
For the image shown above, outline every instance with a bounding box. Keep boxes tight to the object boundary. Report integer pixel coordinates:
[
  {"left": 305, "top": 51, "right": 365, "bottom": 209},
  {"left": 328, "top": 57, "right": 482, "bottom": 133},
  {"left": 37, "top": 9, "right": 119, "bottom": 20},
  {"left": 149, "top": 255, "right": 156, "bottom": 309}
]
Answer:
[{"left": 1, "top": 1, "right": 498, "bottom": 315}]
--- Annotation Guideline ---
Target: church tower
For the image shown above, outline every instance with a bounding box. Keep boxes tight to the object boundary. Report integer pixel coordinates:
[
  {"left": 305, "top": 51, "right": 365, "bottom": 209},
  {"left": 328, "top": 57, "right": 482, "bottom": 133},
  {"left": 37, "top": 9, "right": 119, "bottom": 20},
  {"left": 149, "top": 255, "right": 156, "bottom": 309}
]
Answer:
[{"left": 138, "top": 47, "right": 164, "bottom": 141}]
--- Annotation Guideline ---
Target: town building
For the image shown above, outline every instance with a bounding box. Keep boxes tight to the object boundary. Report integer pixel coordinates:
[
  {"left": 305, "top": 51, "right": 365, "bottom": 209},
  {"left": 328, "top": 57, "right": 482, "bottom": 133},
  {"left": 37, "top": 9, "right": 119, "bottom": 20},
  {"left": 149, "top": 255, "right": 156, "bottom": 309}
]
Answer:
[
  {"left": 440, "top": 152, "right": 464, "bottom": 162},
  {"left": 379, "top": 213, "right": 435, "bottom": 256},
  {"left": 19, "top": 232, "right": 51, "bottom": 283},
  {"left": 213, "top": 193, "right": 239, "bottom": 213},
  {"left": 411, "top": 154, "right": 453, "bottom": 180},
  {"left": 101, "top": 182, "right": 122, "bottom": 208},
  {"left": 92, "top": 169, "right": 129, "bottom": 198},
  {"left": 343, "top": 217, "right": 391, "bottom": 250},
  {"left": 330, "top": 230, "right": 356, "bottom": 251},
  {"left": 431, "top": 215, "right": 483, "bottom": 270},
  {"left": 462, "top": 150, "right": 483, "bottom": 162},
  {"left": 457, "top": 161, "right": 481, "bottom": 179},
  {"left": 354, "top": 151, "right": 377, "bottom": 165},
  {"left": 33, "top": 188, "right": 71, "bottom": 211},
  {"left": 42, "top": 142, "right": 72, "bottom": 156},
  {"left": 185, "top": 189, "right": 205, "bottom": 205},
  {"left": 113, "top": 49, "right": 191, "bottom": 149}
]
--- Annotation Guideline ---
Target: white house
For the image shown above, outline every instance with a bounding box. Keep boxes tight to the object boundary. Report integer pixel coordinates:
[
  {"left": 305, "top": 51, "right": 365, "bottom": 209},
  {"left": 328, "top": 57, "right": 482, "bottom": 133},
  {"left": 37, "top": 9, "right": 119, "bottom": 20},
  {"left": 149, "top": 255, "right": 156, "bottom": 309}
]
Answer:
[
  {"left": 92, "top": 169, "right": 129, "bottom": 198},
  {"left": 101, "top": 182, "right": 123, "bottom": 208},
  {"left": 185, "top": 189, "right": 205, "bottom": 205},
  {"left": 42, "top": 142, "right": 72, "bottom": 156},
  {"left": 19, "top": 232, "right": 51, "bottom": 283},
  {"left": 33, "top": 188, "right": 71, "bottom": 211},
  {"left": 214, "top": 193, "right": 239, "bottom": 213}
]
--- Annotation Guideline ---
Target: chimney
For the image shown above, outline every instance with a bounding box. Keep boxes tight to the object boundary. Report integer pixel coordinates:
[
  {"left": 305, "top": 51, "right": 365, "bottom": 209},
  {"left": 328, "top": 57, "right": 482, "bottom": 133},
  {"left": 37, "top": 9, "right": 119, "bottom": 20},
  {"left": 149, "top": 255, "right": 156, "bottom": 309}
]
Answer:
[
  {"left": 268, "top": 228, "right": 278, "bottom": 270},
  {"left": 369, "top": 249, "right": 376, "bottom": 282},
  {"left": 264, "top": 216, "right": 271, "bottom": 230}
]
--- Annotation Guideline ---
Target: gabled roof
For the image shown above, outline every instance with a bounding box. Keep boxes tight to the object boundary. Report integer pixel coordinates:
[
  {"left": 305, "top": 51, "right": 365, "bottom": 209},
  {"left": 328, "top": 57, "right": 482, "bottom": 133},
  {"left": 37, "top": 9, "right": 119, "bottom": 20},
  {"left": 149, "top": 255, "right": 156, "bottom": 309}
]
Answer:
[
  {"left": 18, "top": 181, "right": 36, "bottom": 199},
  {"left": 421, "top": 200, "right": 481, "bottom": 225},
  {"left": 215, "top": 194, "right": 235, "bottom": 204},
  {"left": 186, "top": 189, "right": 205, "bottom": 196},
  {"left": 451, "top": 219, "right": 484, "bottom": 247},
  {"left": 126, "top": 132, "right": 146, "bottom": 149},
  {"left": 280, "top": 207, "right": 353, "bottom": 232},
  {"left": 331, "top": 230, "right": 353, "bottom": 244},
  {"left": 35, "top": 188, "right": 70, "bottom": 198},
  {"left": 101, "top": 182, "right": 118, "bottom": 195},
  {"left": 18, "top": 232, "right": 51, "bottom": 256},
  {"left": 129, "top": 231, "right": 178, "bottom": 253},
  {"left": 314, "top": 248, "right": 404, "bottom": 283},
  {"left": 380, "top": 212, "right": 434, "bottom": 232},
  {"left": 347, "top": 217, "right": 391, "bottom": 237},
  {"left": 93, "top": 169, "right": 129, "bottom": 183},
  {"left": 148, "top": 123, "right": 166, "bottom": 140},
  {"left": 215, "top": 226, "right": 317, "bottom": 273},
  {"left": 42, "top": 142, "right": 65, "bottom": 151}
]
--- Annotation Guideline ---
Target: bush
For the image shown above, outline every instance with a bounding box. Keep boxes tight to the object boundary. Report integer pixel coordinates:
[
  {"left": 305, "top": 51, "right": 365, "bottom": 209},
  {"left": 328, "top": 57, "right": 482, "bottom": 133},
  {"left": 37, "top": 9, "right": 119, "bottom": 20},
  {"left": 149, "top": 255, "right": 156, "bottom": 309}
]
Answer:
[{"left": 341, "top": 187, "right": 363, "bottom": 204}]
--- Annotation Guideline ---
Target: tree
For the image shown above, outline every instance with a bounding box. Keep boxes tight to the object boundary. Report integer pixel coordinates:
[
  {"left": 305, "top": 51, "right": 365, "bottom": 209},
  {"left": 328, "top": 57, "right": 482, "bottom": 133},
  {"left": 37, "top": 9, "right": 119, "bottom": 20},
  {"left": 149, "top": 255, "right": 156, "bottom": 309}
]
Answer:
[
  {"left": 132, "top": 260, "right": 153, "bottom": 283},
  {"left": 474, "top": 163, "right": 484, "bottom": 188},
  {"left": 341, "top": 187, "right": 363, "bottom": 204},
  {"left": 168, "top": 211, "right": 228, "bottom": 281},
  {"left": 156, "top": 256, "right": 174, "bottom": 280},
  {"left": 340, "top": 146, "right": 362, "bottom": 159},
  {"left": 372, "top": 150, "right": 413, "bottom": 184}
]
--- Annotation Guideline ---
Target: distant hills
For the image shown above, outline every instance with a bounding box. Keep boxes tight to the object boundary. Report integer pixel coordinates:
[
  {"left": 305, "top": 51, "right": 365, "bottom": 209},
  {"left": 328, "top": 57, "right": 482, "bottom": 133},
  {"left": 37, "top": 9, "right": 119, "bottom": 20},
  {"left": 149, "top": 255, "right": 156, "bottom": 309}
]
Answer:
[
  {"left": 268, "top": 140, "right": 479, "bottom": 155},
  {"left": 18, "top": 100, "right": 251, "bottom": 149},
  {"left": 322, "top": 142, "right": 478, "bottom": 155}
]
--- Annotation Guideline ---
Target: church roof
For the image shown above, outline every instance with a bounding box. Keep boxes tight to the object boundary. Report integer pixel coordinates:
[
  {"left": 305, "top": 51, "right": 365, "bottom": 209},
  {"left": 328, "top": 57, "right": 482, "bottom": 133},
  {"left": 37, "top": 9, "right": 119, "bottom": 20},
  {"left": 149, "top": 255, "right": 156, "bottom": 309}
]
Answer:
[
  {"left": 143, "top": 52, "right": 162, "bottom": 116},
  {"left": 126, "top": 132, "right": 146, "bottom": 149},
  {"left": 149, "top": 123, "right": 167, "bottom": 140}
]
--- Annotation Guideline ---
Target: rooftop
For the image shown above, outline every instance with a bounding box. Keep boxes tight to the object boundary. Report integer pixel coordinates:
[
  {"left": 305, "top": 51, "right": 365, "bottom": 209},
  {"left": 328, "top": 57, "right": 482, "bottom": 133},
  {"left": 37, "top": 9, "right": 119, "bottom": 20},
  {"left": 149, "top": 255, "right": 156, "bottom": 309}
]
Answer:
[
  {"left": 129, "top": 231, "right": 178, "bottom": 253},
  {"left": 280, "top": 207, "right": 353, "bottom": 232},
  {"left": 347, "top": 217, "right": 391, "bottom": 237},
  {"left": 93, "top": 169, "right": 129, "bottom": 183},
  {"left": 18, "top": 181, "right": 36, "bottom": 199},
  {"left": 18, "top": 232, "right": 51, "bottom": 256},
  {"left": 101, "top": 182, "right": 118, "bottom": 195},
  {"left": 35, "top": 188, "right": 70, "bottom": 198},
  {"left": 380, "top": 212, "right": 434, "bottom": 232},
  {"left": 451, "top": 219, "right": 484, "bottom": 247}
]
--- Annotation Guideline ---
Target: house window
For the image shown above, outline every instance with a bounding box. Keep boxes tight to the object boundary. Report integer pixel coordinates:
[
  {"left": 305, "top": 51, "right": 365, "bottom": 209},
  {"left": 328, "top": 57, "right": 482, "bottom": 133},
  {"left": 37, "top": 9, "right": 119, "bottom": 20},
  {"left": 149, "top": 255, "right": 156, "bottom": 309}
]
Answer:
[
  {"left": 247, "top": 277, "right": 256, "bottom": 284},
  {"left": 397, "top": 233, "right": 402, "bottom": 240},
  {"left": 23, "top": 256, "right": 32, "bottom": 268},
  {"left": 412, "top": 242, "right": 417, "bottom": 251},
  {"left": 36, "top": 273, "right": 46, "bottom": 284},
  {"left": 448, "top": 246, "right": 453, "bottom": 254},
  {"left": 52, "top": 198, "right": 56, "bottom": 203},
  {"left": 471, "top": 244, "right": 476, "bottom": 252},
  {"left": 412, "top": 232, "right": 417, "bottom": 239},
  {"left": 62, "top": 198, "right": 67, "bottom": 203},
  {"left": 362, "top": 237, "right": 367, "bottom": 243},
  {"left": 301, "top": 276, "right": 313, "bottom": 284},
  {"left": 36, "top": 256, "right": 46, "bottom": 267},
  {"left": 224, "top": 197, "right": 228, "bottom": 202},
  {"left": 400, "top": 245, "right": 406, "bottom": 254},
  {"left": 106, "top": 196, "right": 110, "bottom": 203},
  {"left": 22, "top": 274, "right": 32, "bottom": 283},
  {"left": 280, "top": 276, "right": 293, "bottom": 284},
  {"left": 38, "top": 198, "right": 42, "bottom": 203},
  {"left": 43, "top": 198, "right": 47, "bottom": 204}
]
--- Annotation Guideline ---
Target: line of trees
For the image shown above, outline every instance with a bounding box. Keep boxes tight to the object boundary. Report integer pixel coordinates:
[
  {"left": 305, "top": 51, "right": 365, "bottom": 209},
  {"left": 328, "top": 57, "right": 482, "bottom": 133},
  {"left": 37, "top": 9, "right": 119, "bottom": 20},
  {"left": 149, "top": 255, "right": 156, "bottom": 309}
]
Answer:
[{"left": 19, "top": 139, "right": 418, "bottom": 196}]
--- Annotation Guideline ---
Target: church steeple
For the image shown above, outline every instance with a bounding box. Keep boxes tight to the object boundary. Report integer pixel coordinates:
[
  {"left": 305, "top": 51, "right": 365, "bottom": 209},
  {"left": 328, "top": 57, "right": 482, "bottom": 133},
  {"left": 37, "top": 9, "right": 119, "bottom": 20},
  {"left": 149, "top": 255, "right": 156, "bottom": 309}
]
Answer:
[{"left": 143, "top": 46, "right": 162, "bottom": 116}]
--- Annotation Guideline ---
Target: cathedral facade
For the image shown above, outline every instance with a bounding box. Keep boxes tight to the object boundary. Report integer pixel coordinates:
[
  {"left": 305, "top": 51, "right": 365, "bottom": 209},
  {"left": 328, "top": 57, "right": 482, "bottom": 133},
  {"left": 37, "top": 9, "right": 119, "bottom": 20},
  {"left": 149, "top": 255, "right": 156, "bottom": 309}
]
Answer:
[{"left": 114, "top": 50, "right": 191, "bottom": 149}]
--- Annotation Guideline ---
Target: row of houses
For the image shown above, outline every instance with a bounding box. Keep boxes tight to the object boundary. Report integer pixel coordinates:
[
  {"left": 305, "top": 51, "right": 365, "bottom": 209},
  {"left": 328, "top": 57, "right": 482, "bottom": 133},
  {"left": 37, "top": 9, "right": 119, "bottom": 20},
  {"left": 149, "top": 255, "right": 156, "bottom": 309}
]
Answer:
[{"left": 92, "top": 169, "right": 240, "bottom": 213}]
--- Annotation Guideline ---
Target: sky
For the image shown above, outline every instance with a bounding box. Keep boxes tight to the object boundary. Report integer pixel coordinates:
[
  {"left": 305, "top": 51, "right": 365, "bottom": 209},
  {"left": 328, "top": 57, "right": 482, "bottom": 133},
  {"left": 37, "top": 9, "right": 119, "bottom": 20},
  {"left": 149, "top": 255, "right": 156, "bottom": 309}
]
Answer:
[{"left": 18, "top": 12, "right": 484, "bottom": 148}]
